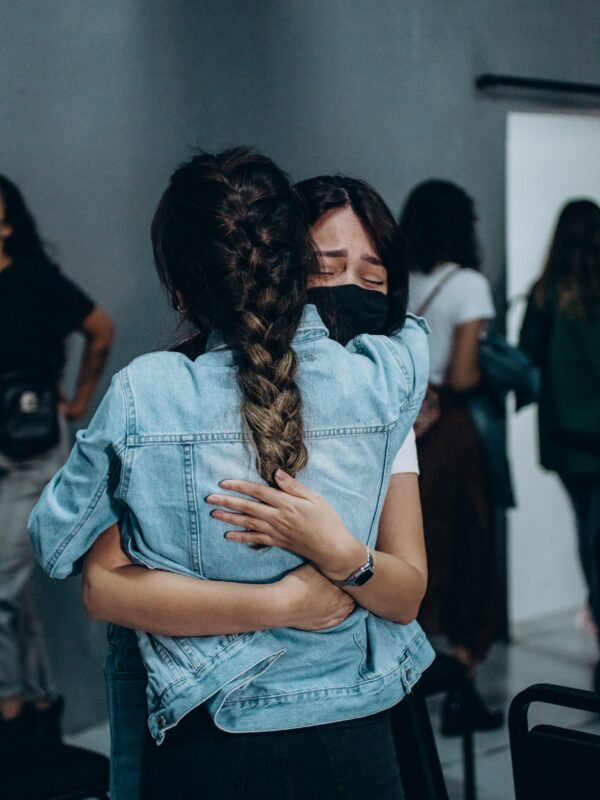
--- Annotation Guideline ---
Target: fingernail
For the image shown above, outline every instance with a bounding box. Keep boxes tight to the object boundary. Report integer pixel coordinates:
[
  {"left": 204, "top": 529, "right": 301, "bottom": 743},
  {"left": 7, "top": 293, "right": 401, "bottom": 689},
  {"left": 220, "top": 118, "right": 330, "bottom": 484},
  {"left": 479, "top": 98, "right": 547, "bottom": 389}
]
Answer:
[
  {"left": 275, "top": 469, "right": 286, "bottom": 480},
  {"left": 219, "top": 480, "right": 232, "bottom": 488},
  {"left": 205, "top": 495, "right": 215, "bottom": 503}
]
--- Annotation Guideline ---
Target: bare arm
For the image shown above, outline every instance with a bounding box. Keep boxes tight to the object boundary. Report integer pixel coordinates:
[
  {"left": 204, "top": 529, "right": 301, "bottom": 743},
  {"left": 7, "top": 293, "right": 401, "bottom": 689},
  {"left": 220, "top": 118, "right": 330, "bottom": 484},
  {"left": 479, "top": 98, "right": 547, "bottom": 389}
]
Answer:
[
  {"left": 62, "top": 307, "right": 115, "bottom": 420},
  {"left": 207, "top": 470, "right": 427, "bottom": 624},
  {"left": 341, "top": 473, "right": 427, "bottom": 623},
  {"left": 446, "top": 318, "right": 484, "bottom": 392},
  {"left": 82, "top": 525, "right": 353, "bottom": 635}
]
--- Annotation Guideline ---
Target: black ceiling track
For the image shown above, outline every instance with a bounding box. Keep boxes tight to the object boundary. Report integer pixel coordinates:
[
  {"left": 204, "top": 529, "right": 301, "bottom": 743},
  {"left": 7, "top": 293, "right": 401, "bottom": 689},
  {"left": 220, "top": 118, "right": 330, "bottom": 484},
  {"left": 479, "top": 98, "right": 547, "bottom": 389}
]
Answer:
[{"left": 475, "top": 74, "right": 600, "bottom": 100}]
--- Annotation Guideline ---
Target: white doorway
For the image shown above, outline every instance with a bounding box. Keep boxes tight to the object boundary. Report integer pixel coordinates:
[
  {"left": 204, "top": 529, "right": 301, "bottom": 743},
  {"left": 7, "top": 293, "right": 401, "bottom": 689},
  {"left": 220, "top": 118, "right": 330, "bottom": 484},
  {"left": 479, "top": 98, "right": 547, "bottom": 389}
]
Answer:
[{"left": 506, "top": 111, "right": 600, "bottom": 625}]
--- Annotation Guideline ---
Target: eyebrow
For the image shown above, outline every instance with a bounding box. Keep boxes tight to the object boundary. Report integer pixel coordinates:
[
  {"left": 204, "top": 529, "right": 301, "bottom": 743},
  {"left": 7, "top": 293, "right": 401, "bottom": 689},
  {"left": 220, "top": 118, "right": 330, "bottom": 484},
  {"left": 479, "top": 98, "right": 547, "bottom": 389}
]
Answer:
[
  {"left": 317, "top": 249, "right": 347, "bottom": 257},
  {"left": 317, "top": 249, "right": 385, "bottom": 268},
  {"left": 361, "top": 255, "right": 385, "bottom": 267}
]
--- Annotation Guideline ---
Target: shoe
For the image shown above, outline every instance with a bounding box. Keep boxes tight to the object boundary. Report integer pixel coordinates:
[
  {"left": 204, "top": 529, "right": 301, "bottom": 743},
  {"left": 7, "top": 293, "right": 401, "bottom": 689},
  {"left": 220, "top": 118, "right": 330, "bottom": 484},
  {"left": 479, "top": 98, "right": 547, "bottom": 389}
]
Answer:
[
  {"left": 30, "top": 695, "right": 64, "bottom": 743},
  {"left": 441, "top": 682, "right": 504, "bottom": 737},
  {"left": 0, "top": 705, "right": 38, "bottom": 771}
]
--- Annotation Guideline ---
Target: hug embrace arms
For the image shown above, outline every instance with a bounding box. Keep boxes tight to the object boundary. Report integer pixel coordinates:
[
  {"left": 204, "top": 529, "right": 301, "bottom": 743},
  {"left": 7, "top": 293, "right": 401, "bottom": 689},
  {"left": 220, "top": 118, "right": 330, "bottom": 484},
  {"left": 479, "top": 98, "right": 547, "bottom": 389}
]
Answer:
[
  {"left": 28, "top": 308, "right": 432, "bottom": 738},
  {"left": 28, "top": 150, "right": 433, "bottom": 800}
]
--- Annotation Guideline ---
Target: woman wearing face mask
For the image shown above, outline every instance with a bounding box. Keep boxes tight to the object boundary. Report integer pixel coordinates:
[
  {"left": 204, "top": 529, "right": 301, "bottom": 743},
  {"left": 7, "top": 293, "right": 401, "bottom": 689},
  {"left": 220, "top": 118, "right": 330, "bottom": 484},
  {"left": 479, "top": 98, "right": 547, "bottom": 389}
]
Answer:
[
  {"left": 31, "top": 155, "right": 431, "bottom": 799},
  {"left": 82, "top": 173, "right": 424, "bottom": 799}
]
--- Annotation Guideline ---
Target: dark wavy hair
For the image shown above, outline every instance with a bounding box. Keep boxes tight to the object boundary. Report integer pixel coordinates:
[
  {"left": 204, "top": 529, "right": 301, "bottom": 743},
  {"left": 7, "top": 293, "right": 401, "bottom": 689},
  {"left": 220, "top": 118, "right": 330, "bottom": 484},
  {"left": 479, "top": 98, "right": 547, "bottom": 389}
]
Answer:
[
  {"left": 295, "top": 175, "right": 408, "bottom": 335},
  {"left": 399, "top": 179, "right": 481, "bottom": 274},
  {"left": 152, "top": 147, "right": 315, "bottom": 484},
  {"left": 0, "top": 175, "right": 53, "bottom": 264},
  {"left": 535, "top": 199, "right": 600, "bottom": 322}
]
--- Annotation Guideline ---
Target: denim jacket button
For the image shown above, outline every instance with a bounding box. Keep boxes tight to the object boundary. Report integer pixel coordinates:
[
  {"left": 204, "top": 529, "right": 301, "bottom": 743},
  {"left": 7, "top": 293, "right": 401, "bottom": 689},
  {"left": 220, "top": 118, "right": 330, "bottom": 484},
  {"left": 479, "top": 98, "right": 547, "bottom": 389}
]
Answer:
[{"left": 157, "top": 715, "right": 166, "bottom": 728}]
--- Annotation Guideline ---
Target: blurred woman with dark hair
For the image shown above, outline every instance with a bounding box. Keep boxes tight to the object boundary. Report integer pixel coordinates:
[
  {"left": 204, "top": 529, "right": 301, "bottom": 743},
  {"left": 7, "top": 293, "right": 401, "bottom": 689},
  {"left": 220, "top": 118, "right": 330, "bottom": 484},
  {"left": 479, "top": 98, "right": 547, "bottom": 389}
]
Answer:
[
  {"left": 0, "top": 176, "right": 114, "bottom": 750},
  {"left": 399, "top": 179, "right": 503, "bottom": 735},
  {"left": 520, "top": 198, "right": 600, "bottom": 689}
]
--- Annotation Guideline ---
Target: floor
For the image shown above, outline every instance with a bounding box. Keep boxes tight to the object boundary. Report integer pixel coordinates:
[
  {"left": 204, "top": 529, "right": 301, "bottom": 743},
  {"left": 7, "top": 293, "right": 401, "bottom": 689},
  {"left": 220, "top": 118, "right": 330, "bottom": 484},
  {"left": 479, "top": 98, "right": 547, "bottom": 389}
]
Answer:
[{"left": 67, "top": 610, "right": 600, "bottom": 800}]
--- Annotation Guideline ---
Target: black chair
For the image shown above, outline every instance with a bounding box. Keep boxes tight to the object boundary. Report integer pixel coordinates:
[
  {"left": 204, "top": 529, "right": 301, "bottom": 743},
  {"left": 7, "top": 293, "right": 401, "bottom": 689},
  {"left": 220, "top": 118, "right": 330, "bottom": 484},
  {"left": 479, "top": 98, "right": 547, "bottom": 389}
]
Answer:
[
  {"left": 418, "top": 652, "right": 477, "bottom": 800},
  {"left": 4, "top": 742, "right": 109, "bottom": 800},
  {"left": 509, "top": 683, "right": 600, "bottom": 800}
]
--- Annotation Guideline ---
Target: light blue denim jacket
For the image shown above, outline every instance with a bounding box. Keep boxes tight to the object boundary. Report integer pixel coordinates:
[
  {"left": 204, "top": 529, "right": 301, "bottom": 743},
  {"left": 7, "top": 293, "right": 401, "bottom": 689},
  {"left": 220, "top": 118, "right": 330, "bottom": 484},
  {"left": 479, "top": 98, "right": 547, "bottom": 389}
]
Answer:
[{"left": 29, "top": 305, "right": 434, "bottom": 743}]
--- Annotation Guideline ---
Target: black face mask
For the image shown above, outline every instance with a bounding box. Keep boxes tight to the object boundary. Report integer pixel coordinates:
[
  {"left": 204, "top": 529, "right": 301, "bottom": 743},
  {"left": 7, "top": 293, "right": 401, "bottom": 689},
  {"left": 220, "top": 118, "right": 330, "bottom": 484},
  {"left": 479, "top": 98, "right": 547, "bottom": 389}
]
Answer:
[{"left": 308, "top": 284, "right": 390, "bottom": 344}]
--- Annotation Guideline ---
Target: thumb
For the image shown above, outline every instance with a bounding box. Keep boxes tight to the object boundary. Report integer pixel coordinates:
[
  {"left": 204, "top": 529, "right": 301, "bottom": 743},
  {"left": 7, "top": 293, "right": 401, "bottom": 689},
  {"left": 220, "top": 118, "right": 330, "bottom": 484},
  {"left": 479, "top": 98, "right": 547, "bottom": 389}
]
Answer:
[{"left": 275, "top": 469, "right": 311, "bottom": 499}]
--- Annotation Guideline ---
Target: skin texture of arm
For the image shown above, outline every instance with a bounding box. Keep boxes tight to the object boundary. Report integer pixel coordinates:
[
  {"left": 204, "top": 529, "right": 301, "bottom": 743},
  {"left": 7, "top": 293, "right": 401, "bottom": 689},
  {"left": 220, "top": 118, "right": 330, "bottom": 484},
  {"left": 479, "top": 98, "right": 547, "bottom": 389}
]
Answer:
[
  {"left": 62, "top": 307, "right": 115, "bottom": 420},
  {"left": 343, "top": 473, "right": 427, "bottom": 623},
  {"left": 209, "top": 470, "right": 427, "bottom": 625},
  {"left": 82, "top": 526, "right": 354, "bottom": 635},
  {"left": 82, "top": 470, "right": 425, "bottom": 633},
  {"left": 445, "top": 318, "right": 484, "bottom": 391}
]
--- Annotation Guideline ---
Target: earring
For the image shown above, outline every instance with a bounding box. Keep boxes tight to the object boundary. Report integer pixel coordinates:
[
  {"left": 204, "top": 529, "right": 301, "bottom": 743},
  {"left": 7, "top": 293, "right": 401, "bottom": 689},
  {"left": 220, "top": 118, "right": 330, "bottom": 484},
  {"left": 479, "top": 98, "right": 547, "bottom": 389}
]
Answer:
[{"left": 177, "top": 303, "right": 186, "bottom": 315}]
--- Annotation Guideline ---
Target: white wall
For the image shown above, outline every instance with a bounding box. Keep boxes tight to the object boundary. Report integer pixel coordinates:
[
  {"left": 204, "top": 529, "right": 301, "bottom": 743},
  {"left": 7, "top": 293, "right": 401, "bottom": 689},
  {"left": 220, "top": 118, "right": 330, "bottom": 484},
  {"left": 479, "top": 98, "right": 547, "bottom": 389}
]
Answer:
[{"left": 506, "top": 111, "right": 600, "bottom": 624}]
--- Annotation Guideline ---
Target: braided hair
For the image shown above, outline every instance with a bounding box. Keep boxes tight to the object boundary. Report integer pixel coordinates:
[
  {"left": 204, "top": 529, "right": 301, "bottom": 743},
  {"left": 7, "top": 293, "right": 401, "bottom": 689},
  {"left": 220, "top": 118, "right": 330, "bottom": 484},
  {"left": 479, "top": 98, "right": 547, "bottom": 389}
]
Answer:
[{"left": 152, "top": 148, "right": 314, "bottom": 484}]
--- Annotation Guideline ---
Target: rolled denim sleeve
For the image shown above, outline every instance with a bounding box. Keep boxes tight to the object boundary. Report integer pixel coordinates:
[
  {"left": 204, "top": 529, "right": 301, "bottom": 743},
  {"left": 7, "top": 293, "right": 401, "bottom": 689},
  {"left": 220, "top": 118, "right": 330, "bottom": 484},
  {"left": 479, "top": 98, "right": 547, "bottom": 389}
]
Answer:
[
  {"left": 29, "top": 372, "right": 128, "bottom": 578},
  {"left": 348, "top": 314, "right": 430, "bottom": 414}
]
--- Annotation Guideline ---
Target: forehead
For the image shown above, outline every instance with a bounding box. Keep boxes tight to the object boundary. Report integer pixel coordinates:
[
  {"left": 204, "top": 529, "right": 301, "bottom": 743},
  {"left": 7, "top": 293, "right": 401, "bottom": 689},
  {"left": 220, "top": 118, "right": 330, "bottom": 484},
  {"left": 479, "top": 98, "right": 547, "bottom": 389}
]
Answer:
[{"left": 311, "top": 206, "right": 377, "bottom": 252}]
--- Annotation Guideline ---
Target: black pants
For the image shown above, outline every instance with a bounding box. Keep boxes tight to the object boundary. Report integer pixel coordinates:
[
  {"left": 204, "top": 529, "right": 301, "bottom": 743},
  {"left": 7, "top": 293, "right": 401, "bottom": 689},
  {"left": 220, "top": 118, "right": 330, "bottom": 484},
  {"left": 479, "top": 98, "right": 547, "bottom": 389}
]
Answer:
[
  {"left": 141, "top": 706, "right": 405, "bottom": 800},
  {"left": 562, "top": 476, "right": 600, "bottom": 634}
]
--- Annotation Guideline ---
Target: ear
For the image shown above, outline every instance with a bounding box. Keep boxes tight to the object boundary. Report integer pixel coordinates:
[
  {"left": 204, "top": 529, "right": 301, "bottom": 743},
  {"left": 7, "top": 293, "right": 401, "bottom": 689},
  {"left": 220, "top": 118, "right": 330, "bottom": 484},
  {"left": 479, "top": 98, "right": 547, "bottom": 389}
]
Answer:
[{"left": 0, "top": 221, "right": 13, "bottom": 239}]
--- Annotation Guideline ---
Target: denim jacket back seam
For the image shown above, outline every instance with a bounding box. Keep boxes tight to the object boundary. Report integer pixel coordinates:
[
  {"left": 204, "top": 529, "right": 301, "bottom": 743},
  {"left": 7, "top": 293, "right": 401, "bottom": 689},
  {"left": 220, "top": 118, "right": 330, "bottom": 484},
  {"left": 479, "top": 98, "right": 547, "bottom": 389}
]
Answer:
[
  {"left": 119, "top": 369, "right": 136, "bottom": 437},
  {"left": 365, "top": 429, "right": 392, "bottom": 549},
  {"left": 124, "top": 421, "right": 403, "bottom": 447},
  {"left": 183, "top": 443, "right": 203, "bottom": 574}
]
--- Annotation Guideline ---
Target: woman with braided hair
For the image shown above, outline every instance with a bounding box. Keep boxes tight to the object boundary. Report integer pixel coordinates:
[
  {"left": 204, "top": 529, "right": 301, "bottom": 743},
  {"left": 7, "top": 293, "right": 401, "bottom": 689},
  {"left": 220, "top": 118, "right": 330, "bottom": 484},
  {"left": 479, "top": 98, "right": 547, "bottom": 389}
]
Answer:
[{"left": 30, "top": 149, "right": 431, "bottom": 799}]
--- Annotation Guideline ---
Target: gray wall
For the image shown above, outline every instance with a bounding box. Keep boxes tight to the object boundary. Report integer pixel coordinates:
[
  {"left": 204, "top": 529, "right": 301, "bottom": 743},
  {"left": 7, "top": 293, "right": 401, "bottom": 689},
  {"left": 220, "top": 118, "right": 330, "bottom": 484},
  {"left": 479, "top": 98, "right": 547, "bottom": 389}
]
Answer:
[{"left": 2, "top": 0, "right": 599, "bottom": 731}]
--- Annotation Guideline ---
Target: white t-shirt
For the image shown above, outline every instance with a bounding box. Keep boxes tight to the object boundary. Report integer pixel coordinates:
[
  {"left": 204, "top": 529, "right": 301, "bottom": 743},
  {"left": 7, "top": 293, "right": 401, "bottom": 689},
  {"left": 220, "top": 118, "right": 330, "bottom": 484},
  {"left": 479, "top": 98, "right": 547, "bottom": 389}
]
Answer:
[
  {"left": 408, "top": 262, "right": 495, "bottom": 385},
  {"left": 391, "top": 427, "right": 419, "bottom": 475}
]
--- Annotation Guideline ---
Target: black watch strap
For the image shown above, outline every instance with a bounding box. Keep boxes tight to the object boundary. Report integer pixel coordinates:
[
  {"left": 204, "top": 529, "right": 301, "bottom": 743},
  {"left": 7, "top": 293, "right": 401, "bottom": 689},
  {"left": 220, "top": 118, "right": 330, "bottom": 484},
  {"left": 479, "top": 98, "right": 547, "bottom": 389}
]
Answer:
[{"left": 332, "top": 548, "right": 375, "bottom": 587}]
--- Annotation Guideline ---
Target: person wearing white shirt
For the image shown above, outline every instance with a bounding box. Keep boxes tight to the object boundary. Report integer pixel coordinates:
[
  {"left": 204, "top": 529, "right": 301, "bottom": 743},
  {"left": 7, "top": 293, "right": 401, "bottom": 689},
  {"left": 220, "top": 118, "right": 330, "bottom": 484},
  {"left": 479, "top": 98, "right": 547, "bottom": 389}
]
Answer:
[{"left": 400, "top": 179, "right": 503, "bottom": 736}]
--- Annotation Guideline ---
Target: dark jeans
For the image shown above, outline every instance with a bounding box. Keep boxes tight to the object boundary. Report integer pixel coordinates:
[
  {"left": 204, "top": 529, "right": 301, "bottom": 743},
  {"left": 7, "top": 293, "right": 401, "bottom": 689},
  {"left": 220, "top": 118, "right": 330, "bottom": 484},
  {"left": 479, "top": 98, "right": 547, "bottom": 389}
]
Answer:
[
  {"left": 562, "top": 476, "right": 600, "bottom": 634},
  {"left": 141, "top": 705, "right": 405, "bottom": 800},
  {"left": 105, "top": 624, "right": 147, "bottom": 800}
]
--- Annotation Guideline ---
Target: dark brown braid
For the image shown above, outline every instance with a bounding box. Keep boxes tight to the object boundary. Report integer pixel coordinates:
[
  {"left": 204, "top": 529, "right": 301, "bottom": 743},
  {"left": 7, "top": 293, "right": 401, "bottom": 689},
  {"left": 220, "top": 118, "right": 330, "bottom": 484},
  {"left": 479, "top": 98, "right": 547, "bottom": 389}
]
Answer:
[{"left": 152, "top": 148, "right": 315, "bottom": 484}]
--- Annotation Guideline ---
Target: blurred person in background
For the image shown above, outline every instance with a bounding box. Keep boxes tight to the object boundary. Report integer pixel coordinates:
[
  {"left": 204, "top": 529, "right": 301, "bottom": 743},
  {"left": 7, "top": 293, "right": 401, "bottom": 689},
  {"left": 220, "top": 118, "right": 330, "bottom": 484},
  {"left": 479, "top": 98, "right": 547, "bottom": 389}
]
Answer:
[
  {"left": 520, "top": 199, "right": 600, "bottom": 689},
  {"left": 0, "top": 175, "right": 114, "bottom": 752},
  {"left": 399, "top": 179, "right": 503, "bottom": 735}
]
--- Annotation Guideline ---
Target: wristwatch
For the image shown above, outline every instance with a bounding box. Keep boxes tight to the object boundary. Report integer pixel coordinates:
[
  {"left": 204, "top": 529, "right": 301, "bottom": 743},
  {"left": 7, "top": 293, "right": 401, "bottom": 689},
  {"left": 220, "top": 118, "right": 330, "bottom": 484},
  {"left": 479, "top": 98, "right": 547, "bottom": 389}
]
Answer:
[{"left": 332, "top": 547, "right": 375, "bottom": 587}]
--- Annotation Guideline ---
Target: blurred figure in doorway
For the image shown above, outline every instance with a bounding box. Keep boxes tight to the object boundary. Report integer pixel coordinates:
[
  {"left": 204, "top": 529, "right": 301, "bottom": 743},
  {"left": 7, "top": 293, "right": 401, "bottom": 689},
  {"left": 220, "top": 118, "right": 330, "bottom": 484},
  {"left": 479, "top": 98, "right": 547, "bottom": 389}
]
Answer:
[{"left": 520, "top": 198, "right": 600, "bottom": 689}]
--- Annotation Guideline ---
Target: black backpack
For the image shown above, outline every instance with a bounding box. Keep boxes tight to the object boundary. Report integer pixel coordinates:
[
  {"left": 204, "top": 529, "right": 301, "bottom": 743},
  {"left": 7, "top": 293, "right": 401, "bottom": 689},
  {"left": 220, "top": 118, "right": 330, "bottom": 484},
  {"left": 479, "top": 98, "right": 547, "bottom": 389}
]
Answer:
[{"left": 0, "top": 371, "right": 59, "bottom": 459}]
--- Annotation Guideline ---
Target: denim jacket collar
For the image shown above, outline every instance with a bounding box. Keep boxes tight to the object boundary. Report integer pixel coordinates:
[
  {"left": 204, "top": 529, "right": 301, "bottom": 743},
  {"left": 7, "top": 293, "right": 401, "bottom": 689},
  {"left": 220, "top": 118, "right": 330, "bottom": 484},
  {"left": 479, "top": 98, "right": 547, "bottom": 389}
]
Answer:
[{"left": 205, "top": 304, "right": 329, "bottom": 353}]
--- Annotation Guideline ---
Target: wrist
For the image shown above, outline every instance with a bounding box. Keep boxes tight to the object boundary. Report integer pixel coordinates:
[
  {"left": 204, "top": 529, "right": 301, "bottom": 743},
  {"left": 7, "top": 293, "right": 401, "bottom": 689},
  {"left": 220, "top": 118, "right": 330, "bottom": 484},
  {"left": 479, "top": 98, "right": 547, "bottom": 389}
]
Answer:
[
  {"left": 266, "top": 581, "right": 293, "bottom": 629},
  {"left": 320, "top": 538, "right": 368, "bottom": 583}
]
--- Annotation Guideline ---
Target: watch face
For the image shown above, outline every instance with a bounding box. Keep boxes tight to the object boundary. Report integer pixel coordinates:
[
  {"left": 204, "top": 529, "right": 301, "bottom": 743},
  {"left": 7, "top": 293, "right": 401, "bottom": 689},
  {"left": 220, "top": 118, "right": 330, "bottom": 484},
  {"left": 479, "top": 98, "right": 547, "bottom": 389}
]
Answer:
[{"left": 354, "top": 567, "right": 374, "bottom": 587}]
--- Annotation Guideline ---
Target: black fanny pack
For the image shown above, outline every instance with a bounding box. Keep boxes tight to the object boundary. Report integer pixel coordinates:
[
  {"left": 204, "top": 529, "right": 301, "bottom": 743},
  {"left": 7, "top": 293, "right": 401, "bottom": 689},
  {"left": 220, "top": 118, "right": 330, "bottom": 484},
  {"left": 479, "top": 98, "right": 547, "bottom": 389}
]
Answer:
[{"left": 0, "top": 372, "right": 60, "bottom": 459}]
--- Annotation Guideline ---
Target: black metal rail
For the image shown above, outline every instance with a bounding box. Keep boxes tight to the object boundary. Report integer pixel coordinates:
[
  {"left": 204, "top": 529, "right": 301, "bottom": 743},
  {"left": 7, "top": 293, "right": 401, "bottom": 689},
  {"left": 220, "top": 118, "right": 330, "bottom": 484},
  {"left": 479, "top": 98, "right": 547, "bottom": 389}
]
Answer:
[{"left": 475, "top": 73, "right": 600, "bottom": 99}]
